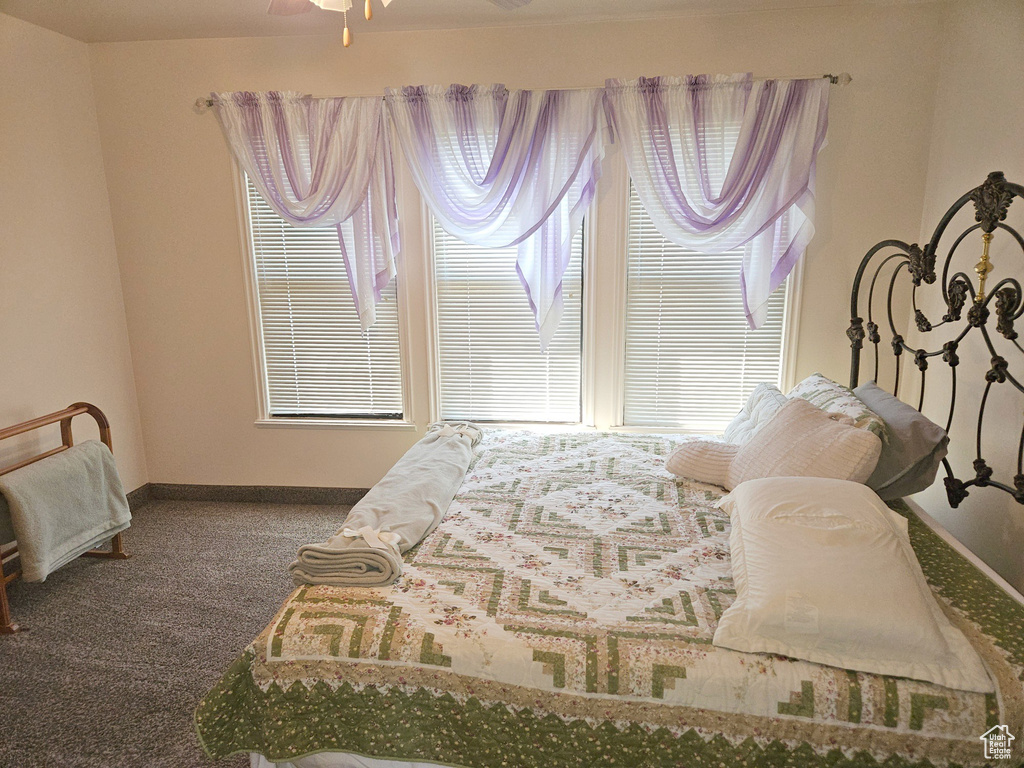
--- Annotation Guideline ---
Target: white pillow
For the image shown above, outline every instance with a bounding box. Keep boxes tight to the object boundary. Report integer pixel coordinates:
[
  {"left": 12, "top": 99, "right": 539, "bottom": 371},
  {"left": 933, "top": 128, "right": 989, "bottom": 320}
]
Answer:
[
  {"left": 722, "top": 383, "right": 789, "bottom": 445},
  {"left": 714, "top": 477, "right": 993, "bottom": 693},
  {"left": 727, "top": 398, "right": 881, "bottom": 489}
]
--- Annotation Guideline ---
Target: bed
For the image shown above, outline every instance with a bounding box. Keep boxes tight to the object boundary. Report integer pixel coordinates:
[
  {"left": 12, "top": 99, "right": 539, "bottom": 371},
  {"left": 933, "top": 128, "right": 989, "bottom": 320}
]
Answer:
[{"left": 196, "top": 174, "right": 1024, "bottom": 768}]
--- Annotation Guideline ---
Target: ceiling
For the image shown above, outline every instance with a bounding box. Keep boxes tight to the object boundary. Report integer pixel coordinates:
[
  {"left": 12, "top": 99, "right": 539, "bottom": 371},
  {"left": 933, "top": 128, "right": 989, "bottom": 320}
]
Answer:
[{"left": 0, "top": 0, "right": 931, "bottom": 43}]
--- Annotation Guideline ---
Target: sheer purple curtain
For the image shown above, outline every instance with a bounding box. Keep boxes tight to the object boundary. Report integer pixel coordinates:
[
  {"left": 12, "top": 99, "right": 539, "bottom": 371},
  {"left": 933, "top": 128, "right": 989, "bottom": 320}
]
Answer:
[
  {"left": 210, "top": 91, "right": 400, "bottom": 329},
  {"left": 385, "top": 84, "right": 607, "bottom": 350},
  {"left": 605, "top": 74, "right": 830, "bottom": 327}
]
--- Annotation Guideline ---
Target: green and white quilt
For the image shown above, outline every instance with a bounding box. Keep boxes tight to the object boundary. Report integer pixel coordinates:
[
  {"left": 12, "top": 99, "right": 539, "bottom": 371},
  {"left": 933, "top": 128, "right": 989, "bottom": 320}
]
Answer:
[{"left": 196, "top": 431, "right": 1024, "bottom": 767}]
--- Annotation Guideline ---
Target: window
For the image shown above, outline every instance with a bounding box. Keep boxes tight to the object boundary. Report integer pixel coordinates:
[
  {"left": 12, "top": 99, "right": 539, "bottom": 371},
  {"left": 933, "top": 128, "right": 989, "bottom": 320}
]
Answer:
[
  {"left": 622, "top": 183, "right": 788, "bottom": 431},
  {"left": 245, "top": 176, "right": 404, "bottom": 419},
  {"left": 432, "top": 219, "right": 584, "bottom": 423},
  {"left": 241, "top": 170, "right": 796, "bottom": 431}
]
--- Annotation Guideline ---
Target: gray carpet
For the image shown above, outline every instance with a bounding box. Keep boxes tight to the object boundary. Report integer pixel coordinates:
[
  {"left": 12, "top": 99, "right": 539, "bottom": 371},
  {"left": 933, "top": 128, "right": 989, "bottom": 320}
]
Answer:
[{"left": 0, "top": 499, "right": 351, "bottom": 768}]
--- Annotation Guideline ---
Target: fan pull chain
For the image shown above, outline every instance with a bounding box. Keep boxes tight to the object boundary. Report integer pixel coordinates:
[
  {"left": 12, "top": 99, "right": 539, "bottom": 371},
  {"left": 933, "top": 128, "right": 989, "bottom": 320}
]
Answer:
[
  {"left": 365, "top": 0, "right": 372, "bottom": 20},
  {"left": 343, "top": 10, "right": 351, "bottom": 46}
]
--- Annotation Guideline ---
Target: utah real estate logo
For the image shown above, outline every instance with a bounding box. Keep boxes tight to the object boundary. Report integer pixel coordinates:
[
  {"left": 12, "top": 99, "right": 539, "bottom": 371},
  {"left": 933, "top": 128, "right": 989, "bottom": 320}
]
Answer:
[{"left": 980, "top": 725, "right": 1015, "bottom": 761}]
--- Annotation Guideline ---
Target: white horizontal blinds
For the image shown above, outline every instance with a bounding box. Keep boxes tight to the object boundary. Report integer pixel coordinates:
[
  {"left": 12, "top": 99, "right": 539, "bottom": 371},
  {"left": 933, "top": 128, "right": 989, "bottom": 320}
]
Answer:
[
  {"left": 623, "top": 181, "right": 787, "bottom": 431},
  {"left": 245, "top": 175, "right": 403, "bottom": 418},
  {"left": 433, "top": 219, "right": 584, "bottom": 423}
]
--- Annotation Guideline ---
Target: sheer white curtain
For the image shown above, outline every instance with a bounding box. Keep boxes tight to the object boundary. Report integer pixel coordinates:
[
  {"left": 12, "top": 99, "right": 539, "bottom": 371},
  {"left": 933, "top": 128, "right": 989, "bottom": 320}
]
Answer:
[
  {"left": 385, "top": 84, "right": 607, "bottom": 349},
  {"left": 210, "top": 78, "right": 828, "bottom": 340},
  {"left": 605, "top": 74, "right": 829, "bottom": 327},
  {"left": 211, "top": 91, "right": 400, "bottom": 328}
]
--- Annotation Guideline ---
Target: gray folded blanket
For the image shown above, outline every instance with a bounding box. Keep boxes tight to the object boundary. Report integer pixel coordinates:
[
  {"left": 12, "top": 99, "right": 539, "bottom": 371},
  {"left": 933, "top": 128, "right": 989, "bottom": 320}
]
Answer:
[
  {"left": 0, "top": 440, "right": 131, "bottom": 582},
  {"left": 289, "top": 422, "right": 482, "bottom": 587}
]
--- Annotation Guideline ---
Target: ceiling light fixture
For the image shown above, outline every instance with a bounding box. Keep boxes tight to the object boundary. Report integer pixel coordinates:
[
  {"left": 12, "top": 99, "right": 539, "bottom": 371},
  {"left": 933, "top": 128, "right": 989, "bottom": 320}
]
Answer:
[
  {"left": 310, "top": 0, "right": 391, "bottom": 46},
  {"left": 268, "top": 0, "right": 532, "bottom": 47}
]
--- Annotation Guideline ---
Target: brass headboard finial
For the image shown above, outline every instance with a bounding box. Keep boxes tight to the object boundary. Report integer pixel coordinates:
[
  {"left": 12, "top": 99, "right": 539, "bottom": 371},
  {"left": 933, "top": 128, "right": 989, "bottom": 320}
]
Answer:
[{"left": 975, "top": 231, "right": 995, "bottom": 304}]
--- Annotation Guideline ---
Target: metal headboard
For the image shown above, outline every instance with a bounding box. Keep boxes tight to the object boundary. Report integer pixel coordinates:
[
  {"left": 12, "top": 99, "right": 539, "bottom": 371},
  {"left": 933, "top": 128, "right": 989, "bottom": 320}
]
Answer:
[{"left": 847, "top": 171, "right": 1024, "bottom": 508}]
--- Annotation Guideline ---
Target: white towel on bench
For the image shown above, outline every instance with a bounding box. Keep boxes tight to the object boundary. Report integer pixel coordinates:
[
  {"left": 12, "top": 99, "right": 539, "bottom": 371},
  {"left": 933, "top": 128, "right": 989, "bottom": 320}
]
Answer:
[
  {"left": 289, "top": 422, "right": 482, "bottom": 587},
  {"left": 0, "top": 440, "right": 131, "bottom": 582}
]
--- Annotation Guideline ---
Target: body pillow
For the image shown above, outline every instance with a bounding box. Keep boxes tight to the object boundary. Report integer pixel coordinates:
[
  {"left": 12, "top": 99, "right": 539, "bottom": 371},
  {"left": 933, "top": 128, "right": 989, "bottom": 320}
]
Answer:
[{"left": 714, "top": 477, "right": 993, "bottom": 693}]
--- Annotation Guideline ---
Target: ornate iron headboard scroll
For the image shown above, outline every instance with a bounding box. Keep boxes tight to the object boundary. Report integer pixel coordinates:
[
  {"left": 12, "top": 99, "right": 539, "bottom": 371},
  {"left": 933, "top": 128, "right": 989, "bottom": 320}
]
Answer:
[{"left": 847, "top": 171, "right": 1024, "bottom": 508}]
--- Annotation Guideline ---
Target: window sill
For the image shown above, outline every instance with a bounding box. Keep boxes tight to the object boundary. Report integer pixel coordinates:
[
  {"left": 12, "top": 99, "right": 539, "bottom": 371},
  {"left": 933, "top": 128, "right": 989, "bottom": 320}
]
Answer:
[{"left": 254, "top": 418, "right": 418, "bottom": 431}]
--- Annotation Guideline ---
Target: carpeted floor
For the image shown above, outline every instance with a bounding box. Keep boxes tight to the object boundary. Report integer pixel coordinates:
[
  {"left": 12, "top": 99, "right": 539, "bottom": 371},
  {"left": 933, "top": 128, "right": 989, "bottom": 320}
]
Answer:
[{"left": 0, "top": 499, "right": 351, "bottom": 768}]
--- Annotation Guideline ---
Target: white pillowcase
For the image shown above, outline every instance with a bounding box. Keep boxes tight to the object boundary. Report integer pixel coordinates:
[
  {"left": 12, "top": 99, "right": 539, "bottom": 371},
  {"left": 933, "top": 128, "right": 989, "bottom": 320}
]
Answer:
[
  {"left": 714, "top": 477, "right": 993, "bottom": 693},
  {"left": 727, "top": 398, "right": 881, "bottom": 489},
  {"left": 722, "top": 383, "right": 789, "bottom": 445}
]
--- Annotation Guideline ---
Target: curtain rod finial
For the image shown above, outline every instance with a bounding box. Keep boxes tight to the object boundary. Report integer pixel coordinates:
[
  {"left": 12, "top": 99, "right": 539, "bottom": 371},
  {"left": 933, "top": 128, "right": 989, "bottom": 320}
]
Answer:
[
  {"left": 194, "top": 97, "right": 212, "bottom": 114},
  {"left": 825, "top": 73, "right": 852, "bottom": 86}
]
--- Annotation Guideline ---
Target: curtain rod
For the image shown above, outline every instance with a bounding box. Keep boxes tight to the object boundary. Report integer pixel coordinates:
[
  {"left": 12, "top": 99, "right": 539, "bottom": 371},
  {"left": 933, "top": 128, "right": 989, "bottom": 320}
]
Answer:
[{"left": 193, "top": 72, "right": 852, "bottom": 113}]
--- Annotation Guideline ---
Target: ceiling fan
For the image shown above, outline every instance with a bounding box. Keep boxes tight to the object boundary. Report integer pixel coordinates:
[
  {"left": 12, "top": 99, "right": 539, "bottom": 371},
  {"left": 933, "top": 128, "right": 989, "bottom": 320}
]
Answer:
[{"left": 268, "top": 0, "right": 534, "bottom": 46}]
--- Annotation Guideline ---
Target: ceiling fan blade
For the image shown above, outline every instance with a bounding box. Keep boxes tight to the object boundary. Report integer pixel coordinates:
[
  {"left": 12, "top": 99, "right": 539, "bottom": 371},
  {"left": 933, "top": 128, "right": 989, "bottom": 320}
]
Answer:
[
  {"left": 486, "top": 0, "right": 533, "bottom": 8},
  {"left": 267, "top": 0, "right": 314, "bottom": 16}
]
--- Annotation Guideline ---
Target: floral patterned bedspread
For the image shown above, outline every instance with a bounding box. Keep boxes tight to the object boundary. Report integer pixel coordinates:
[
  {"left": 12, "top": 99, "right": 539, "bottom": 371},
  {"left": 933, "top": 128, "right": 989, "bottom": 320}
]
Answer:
[{"left": 196, "top": 431, "right": 1024, "bottom": 767}]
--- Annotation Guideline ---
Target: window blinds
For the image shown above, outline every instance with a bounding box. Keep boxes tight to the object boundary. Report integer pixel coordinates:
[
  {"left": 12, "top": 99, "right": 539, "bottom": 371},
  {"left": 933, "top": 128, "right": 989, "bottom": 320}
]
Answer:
[
  {"left": 433, "top": 219, "right": 584, "bottom": 423},
  {"left": 623, "top": 183, "right": 787, "bottom": 431},
  {"left": 245, "top": 175, "right": 404, "bottom": 418}
]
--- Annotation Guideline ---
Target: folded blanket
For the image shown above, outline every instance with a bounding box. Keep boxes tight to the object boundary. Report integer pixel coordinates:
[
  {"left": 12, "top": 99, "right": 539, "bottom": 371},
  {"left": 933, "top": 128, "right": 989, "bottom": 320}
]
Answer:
[
  {"left": 0, "top": 440, "right": 131, "bottom": 582},
  {"left": 289, "top": 422, "right": 482, "bottom": 587}
]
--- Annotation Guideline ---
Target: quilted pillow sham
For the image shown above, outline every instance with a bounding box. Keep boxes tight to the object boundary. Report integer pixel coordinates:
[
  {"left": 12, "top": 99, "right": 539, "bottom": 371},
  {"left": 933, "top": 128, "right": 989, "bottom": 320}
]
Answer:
[
  {"left": 727, "top": 398, "right": 882, "bottom": 489},
  {"left": 787, "top": 373, "right": 886, "bottom": 439},
  {"left": 722, "top": 383, "right": 789, "bottom": 445},
  {"left": 714, "top": 477, "right": 994, "bottom": 693}
]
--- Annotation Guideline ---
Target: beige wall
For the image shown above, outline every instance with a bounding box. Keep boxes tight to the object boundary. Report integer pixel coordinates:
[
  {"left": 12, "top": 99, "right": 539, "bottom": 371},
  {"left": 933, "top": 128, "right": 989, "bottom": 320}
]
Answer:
[
  {"left": 0, "top": 14, "right": 147, "bottom": 491},
  {"left": 87, "top": 3, "right": 944, "bottom": 489},
  {"left": 911, "top": 0, "right": 1024, "bottom": 592}
]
